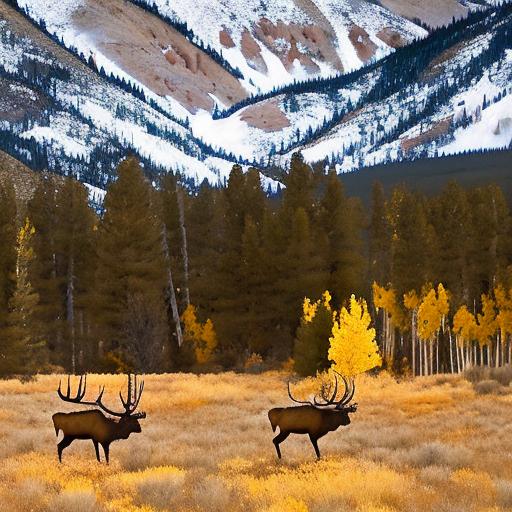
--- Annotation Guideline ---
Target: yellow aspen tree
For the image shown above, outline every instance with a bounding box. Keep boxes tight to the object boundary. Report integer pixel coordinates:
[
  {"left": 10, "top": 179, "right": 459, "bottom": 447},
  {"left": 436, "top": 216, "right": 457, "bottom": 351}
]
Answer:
[
  {"left": 404, "top": 290, "right": 420, "bottom": 376},
  {"left": 476, "top": 294, "right": 497, "bottom": 366},
  {"left": 437, "top": 284, "right": 450, "bottom": 374},
  {"left": 373, "top": 282, "right": 406, "bottom": 366},
  {"left": 494, "top": 285, "right": 512, "bottom": 366},
  {"left": 453, "top": 305, "right": 477, "bottom": 370},
  {"left": 328, "top": 295, "right": 382, "bottom": 377},
  {"left": 182, "top": 304, "right": 218, "bottom": 364}
]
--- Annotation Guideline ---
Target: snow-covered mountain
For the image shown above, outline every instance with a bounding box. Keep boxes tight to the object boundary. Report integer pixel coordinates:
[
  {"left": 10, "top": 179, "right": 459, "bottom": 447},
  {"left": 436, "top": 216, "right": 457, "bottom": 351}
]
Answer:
[{"left": 0, "top": 0, "right": 510, "bottom": 193}]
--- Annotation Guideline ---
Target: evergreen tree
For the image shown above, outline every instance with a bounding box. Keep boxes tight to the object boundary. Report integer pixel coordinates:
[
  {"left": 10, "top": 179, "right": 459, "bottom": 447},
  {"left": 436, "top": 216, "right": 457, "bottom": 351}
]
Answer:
[
  {"left": 54, "top": 178, "right": 96, "bottom": 372},
  {"left": 0, "top": 180, "right": 17, "bottom": 325},
  {"left": 95, "top": 157, "right": 168, "bottom": 372},
  {"left": 294, "top": 292, "right": 333, "bottom": 376},
  {"left": 318, "top": 170, "right": 365, "bottom": 306},
  {"left": 1, "top": 220, "right": 43, "bottom": 375},
  {"left": 27, "top": 176, "right": 62, "bottom": 360},
  {"left": 369, "top": 181, "right": 391, "bottom": 286}
]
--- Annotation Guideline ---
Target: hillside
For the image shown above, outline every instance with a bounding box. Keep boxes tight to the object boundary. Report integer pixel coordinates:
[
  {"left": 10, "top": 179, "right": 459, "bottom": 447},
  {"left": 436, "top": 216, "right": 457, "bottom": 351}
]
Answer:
[{"left": 0, "top": 0, "right": 509, "bottom": 192}]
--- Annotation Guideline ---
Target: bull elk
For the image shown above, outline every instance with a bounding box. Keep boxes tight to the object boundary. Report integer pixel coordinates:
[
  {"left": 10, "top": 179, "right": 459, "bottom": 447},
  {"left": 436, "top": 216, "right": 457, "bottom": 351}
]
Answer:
[
  {"left": 52, "top": 374, "right": 146, "bottom": 463},
  {"left": 268, "top": 372, "right": 357, "bottom": 459}
]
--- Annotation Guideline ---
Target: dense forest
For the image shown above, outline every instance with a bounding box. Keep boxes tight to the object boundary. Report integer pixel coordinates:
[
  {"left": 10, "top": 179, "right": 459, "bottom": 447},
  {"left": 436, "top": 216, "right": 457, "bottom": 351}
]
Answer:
[{"left": 0, "top": 153, "right": 511, "bottom": 377}]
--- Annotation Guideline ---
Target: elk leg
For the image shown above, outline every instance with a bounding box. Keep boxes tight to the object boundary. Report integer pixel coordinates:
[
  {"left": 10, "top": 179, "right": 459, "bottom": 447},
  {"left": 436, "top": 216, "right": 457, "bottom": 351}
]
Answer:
[
  {"left": 93, "top": 440, "right": 100, "bottom": 462},
  {"left": 272, "top": 431, "right": 289, "bottom": 459},
  {"left": 308, "top": 434, "right": 321, "bottom": 459},
  {"left": 57, "top": 435, "right": 73, "bottom": 463},
  {"left": 102, "top": 443, "right": 110, "bottom": 464}
]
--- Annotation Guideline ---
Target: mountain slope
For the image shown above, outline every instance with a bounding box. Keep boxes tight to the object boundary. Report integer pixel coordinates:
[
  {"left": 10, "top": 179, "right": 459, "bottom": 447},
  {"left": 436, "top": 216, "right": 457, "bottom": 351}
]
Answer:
[{"left": 0, "top": 1, "right": 279, "bottom": 192}]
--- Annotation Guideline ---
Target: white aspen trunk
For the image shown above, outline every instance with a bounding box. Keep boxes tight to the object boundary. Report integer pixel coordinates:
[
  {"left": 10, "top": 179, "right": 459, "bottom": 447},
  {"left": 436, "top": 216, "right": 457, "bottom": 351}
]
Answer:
[
  {"left": 411, "top": 311, "right": 416, "bottom": 377},
  {"left": 419, "top": 340, "right": 423, "bottom": 377},
  {"left": 176, "top": 184, "right": 190, "bottom": 307},
  {"left": 436, "top": 336, "right": 439, "bottom": 374},
  {"left": 429, "top": 341, "right": 433, "bottom": 375},
  {"left": 424, "top": 342, "right": 428, "bottom": 376},
  {"left": 496, "top": 332, "right": 500, "bottom": 368},
  {"left": 162, "top": 227, "right": 184, "bottom": 348},
  {"left": 449, "top": 330, "right": 454, "bottom": 374}
]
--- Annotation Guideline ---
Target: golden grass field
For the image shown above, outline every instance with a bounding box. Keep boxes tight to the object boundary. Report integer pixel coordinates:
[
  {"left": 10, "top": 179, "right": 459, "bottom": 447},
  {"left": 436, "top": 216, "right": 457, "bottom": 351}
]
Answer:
[{"left": 1, "top": 371, "right": 512, "bottom": 512}]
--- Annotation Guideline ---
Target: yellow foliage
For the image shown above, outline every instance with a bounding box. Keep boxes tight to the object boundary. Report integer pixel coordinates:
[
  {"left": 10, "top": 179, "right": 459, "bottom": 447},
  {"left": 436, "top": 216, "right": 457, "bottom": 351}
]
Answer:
[
  {"left": 182, "top": 305, "right": 218, "bottom": 364},
  {"left": 495, "top": 285, "right": 512, "bottom": 340},
  {"left": 453, "top": 306, "right": 477, "bottom": 347},
  {"left": 302, "top": 290, "right": 332, "bottom": 324},
  {"left": 417, "top": 284, "right": 450, "bottom": 342},
  {"left": 328, "top": 295, "right": 382, "bottom": 376},
  {"left": 476, "top": 294, "right": 497, "bottom": 347},
  {"left": 373, "top": 282, "right": 407, "bottom": 330},
  {"left": 403, "top": 290, "right": 420, "bottom": 311}
]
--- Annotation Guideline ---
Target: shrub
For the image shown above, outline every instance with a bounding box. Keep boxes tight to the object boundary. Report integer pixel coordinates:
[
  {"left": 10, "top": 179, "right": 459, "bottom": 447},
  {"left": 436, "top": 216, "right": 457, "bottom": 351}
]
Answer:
[{"left": 474, "top": 379, "right": 503, "bottom": 395}]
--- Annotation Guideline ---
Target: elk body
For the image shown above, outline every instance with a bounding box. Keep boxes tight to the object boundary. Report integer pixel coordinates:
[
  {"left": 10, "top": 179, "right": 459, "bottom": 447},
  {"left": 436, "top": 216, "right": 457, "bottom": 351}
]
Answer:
[
  {"left": 52, "top": 374, "right": 146, "bottom": 463},
  {"left": 268, "top": 373, "right": 357, "bottom": 459}
]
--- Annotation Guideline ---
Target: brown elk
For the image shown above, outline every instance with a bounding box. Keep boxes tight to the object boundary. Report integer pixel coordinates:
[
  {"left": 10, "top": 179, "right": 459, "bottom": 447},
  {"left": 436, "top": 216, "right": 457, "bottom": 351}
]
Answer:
[
  {"left": 52, "top": 374, "right": 146, "bottom": 463},
  {"left": 268, "top": 372, "right": 357, "bottom": 459}
]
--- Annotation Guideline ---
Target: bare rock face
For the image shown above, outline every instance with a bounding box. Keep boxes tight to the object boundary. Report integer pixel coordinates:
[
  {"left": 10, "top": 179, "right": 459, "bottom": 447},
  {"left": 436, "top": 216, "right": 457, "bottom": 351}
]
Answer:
[
  {"left": 349, "top": 25, "right": 377, "bottom": 62},
  {"left": 72, "top": 0, "right": 247, "bottom": 113},
  {"left": 240, "top": 100, "right": 290, "bottom": 132},
  {"left": 253, "top": 18, "right": 342, "bottom": 73}
]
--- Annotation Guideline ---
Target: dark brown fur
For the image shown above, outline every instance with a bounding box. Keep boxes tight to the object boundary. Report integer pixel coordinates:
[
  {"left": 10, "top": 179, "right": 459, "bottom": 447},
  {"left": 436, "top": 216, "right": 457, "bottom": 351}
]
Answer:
[
  {"left": 52, "top": 409, "right": 142, "bottom": 463},
  {"left": 268, "top": 405, "right": 352, "bottom": 459}
]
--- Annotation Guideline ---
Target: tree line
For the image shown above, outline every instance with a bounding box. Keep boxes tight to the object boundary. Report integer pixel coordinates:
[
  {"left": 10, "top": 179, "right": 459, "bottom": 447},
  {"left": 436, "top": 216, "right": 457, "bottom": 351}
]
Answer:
[{"left": 0, "top": 153, "right": 511, "bottom": 376}]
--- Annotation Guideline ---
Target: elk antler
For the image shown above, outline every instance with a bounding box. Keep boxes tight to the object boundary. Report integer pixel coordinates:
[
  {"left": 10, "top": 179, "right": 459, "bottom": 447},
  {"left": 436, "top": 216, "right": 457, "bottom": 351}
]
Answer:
[
  {"left": 57, "top": 374, "right": 145, "bottom": 418},
  {"left": 287, "top": 372, "right": 356, "bottom": 410}
]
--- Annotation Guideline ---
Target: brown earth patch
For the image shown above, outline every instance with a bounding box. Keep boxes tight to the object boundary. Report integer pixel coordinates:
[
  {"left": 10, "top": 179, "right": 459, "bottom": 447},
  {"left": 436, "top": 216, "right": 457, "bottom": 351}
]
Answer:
[
  {"left": 70, "top": 0, "right": 247, "bottom": 113},
  {"left": 219, "top": 29, "right": 235, "bottom": 49},
  {"left": 401, "top": 117, "right": 453, "bottom": 153},
  {"left": 379, "top": 0, "right": 468, "bottom": 28},
  {"left": 349, "top": 25, "right": 377, "bottom": 62},
  {"left": 377, "top": 28, "right": 405, "bottom": 48},
  {"left": 240, "top": 100, "right": 290, "bottom": 132},
  {"left": 241, "top": 29, "right": 267, "bottom": 73}
]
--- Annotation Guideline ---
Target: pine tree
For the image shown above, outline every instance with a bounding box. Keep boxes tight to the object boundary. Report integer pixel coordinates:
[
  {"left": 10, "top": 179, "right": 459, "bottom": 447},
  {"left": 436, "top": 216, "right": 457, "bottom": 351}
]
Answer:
[
  {"left": 318, "top": 170, "right": 365, "bottom": 306},
  {"left": 54, "top": 178, "right": 96, "bottom": 372},
  {"left": 95, "top": 157, "right": 168, "bottom": 372},
  {"left": 27, "top": 176, "right": 62, "bottom": 362},
  {"left": 1, "top": 220, "right": 42, "bottom": 375},
  {"left": 0, "top": 179, "right": 17, "bottom": 325},
  {"left": 369, "top": 181, "right": 391, "bottom": 286}
]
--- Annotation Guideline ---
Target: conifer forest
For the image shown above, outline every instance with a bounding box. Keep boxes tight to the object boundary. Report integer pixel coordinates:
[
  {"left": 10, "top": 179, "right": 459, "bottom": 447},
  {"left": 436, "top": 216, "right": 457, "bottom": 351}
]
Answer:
[{"left": 1, "top": 152, "right": 511, "bottom": 379}]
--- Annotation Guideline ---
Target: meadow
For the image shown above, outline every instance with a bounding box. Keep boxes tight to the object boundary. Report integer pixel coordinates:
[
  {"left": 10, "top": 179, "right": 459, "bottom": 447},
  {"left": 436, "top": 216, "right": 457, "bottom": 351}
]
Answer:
[{"left": 1, "top": 371, "right": 512, "bottom": 512}]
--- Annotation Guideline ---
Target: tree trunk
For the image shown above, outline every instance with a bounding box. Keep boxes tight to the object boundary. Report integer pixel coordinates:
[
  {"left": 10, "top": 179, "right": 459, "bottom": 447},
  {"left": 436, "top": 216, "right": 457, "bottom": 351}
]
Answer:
[
  {"left": 449, "top": 330, "right": 454, "bottom": 374},
  {"left": 162, "top": 227, "right": 183, "bottom": 348},
  {"left": 176, "top": 184, "right": 190, "bottom": 307},
  {"left": 411, "top": 311, "right": 416, "bottom": 377}
]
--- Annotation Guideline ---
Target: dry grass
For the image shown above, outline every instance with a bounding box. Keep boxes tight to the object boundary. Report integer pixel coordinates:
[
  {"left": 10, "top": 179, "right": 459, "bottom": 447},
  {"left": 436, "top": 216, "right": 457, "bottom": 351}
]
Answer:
[{"left": 0, "top": 371, "right": 511, "bottom": 511}]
